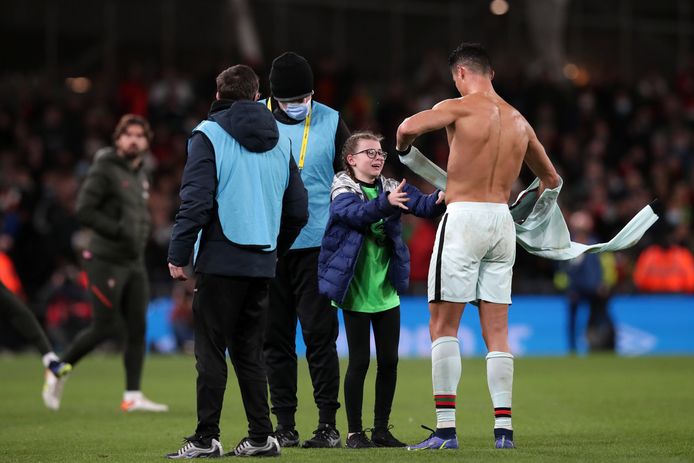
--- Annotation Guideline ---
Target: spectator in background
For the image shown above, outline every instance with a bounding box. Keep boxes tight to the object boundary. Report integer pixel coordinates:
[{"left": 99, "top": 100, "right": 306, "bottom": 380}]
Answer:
[
  {"left": 633, "top": 223, "right": 694, "bottom": 292},
  {"left": 556, "top": 211, "right": 615, "bottom": 353},
  {"left": 42, "top": 114, "right": 168, "bottom": 413}
]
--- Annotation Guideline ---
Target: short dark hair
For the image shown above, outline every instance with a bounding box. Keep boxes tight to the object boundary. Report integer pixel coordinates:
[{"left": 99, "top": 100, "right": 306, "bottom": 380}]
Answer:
[
  {"left": 216, "top": 65, "right": 259, "bottom": 100},
  {"left": 448, "top": 42, "right": 492, "bottom": 76},
  {"left": 112, "top": 114, "right": 152, "bottom": 142}
]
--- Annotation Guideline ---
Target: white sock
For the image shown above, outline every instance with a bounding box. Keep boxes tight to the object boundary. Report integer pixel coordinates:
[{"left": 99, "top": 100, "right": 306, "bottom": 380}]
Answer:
[
  {"left": 124, "top": 390, "right": 143, "bottom": 402},
  {"left": 42, "top": 352, "right": 59, "bottom": 368},
  {"left": 432, "top": 336, "right": 461, "bottom": 429},
  {"left": 486, "top": 351, "right": 514, "bottom": 430}
]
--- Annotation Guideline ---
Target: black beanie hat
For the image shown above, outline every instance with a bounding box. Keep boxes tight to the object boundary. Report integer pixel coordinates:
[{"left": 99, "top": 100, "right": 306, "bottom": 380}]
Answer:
[{"left": 270, "top": 52, "right": 314, "bottom": 101}]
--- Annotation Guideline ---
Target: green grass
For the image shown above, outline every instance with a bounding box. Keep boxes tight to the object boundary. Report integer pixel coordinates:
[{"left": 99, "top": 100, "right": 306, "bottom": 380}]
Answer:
[{"left": 1, "top": 355, "right": 693, "bottom": 462}]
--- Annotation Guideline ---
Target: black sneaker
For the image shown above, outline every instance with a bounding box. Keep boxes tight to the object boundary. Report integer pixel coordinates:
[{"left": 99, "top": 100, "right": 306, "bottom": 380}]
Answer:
[
  {"left": 371, "top": 426, "right": 407, "bottom": 448},
  {"left": 346, "top": 432, "right": 376, "bottom": 449},
  {"left": 165, "top": 435, "right": 223, "bottom": 459},
  {"left": 227, "top": 436, "right": 280, "bottom": 457},
  {"left": 274, "top": 425, "right": 300, "bottom": 448},
  {"left": 301, "top": 424, "right": 341, "bottom": 448}
]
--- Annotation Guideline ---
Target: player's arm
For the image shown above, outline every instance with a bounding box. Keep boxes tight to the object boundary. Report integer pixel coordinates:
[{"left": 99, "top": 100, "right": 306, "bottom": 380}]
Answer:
[
  {"left": 523, "top": 123, "right": 561, "bottom": 193},
  {"left": 396, "top": 99, "right": 459, "bottom": 150}
]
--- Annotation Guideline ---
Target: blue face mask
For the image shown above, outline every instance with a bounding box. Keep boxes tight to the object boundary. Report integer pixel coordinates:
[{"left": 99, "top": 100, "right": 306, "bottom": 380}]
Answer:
[{"left": 283, "top": 100, "right": 311, "bottom": 120}]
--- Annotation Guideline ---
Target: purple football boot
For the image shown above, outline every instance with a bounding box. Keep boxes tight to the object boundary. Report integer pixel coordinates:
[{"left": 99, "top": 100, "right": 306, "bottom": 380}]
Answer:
[
  {"left": 494, "top": 429, "right": 515, "bottom": 449},
  {"left": 407, "top": 426, "right": 458, "bottom": 451}
]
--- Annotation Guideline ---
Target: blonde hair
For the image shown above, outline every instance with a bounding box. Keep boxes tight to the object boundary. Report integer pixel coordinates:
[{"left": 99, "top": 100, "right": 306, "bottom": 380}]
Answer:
[{"left": 341, "top": 131, "right": 384, "bottom": 179}]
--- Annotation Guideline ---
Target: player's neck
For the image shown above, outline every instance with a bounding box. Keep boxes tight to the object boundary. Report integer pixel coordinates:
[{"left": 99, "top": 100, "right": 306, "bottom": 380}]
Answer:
[{"left": 464, "top": 79, "right": 495, "bottom": 97}]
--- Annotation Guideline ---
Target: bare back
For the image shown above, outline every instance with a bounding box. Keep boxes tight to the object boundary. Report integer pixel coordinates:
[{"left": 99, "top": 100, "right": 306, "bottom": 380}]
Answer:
[{"left": 442, "top": 93, "right": 529, "bottom": 204}]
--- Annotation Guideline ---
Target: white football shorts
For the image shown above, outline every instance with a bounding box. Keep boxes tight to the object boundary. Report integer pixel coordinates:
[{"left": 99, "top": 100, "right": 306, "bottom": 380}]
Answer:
[{"left": 428, "top": 201, "right": 516, "bottom": 305}]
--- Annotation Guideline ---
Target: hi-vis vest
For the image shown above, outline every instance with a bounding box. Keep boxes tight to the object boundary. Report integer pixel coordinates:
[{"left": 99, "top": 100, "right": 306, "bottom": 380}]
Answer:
[
  {"left": 262, "top": 99, "right": 339, "bottom": 249},
  {"left": 191, "top": 120, "right": 291, "bottom": 260}
]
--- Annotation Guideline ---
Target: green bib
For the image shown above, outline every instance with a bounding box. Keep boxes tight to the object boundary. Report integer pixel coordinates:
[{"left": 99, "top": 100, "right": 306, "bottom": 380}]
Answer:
[{"left": 337, "top": 183, "right": 400, "bottom": 313}]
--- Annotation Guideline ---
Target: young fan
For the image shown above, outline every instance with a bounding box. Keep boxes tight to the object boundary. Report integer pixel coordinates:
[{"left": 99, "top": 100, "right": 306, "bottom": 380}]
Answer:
[{"left": 318, "top": 131, "right": 446, "bottom": 449}]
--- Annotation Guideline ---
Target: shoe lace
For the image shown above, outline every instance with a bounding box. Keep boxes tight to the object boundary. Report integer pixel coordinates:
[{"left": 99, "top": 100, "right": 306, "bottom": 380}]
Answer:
[
  {"left": 313, "top": 426, "right": 335, "bottom": 439},
  {"left": 411, "top": 425, "right": 436, "bottom": 446},
  {"left": 176, "top": 436, "right": 198, "bottom": 455},
  {"left": 234, "top": 437, "right": 253, "bottom": 453},
  {"left": 275, "top": 428, "right": 294, "bottom": 439},
  {"left": 372, "top": 425, "right": 400, "bottom": 442}
]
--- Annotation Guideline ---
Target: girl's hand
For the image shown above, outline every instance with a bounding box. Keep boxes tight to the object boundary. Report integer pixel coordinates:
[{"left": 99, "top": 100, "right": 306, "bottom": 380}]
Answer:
[
  {"left": 388, "top": 179, "right": 409, "bottom": 210},
  {"left": 436, "top": 190, "right": 445, "bottom": 205}
]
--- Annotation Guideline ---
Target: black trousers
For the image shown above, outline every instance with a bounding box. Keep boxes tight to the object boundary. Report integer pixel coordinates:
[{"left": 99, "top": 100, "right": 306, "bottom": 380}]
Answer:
[
  {"left": 193, "top": 273, "right": 273, "bottom": 441},
  {"left": 0, "top": 281, "right": 52, "bottom": 355},
  {"left": 62, "top": 257, "right": 148, "bottom": 391},
  {"left": 343, "top": 306, "right": 400, "bottom": 433},
  {"left": 264, "top": 249, "right": 340, "bottom": 427},
  {"left": 568, "top": 291, "right": 615, "bottom": 353}
]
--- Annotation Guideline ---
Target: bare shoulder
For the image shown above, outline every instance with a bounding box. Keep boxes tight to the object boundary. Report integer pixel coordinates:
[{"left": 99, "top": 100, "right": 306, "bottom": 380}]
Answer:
[{"left": 432, "top": 97, "right": 466, "bottom": 113}]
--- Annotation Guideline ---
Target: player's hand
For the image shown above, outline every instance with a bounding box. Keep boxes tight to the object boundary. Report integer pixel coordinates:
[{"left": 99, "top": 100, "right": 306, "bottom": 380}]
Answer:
[
  {"left": 388, "top": 178, "right": 409, "bottom": 210},
  {"left": 168, "top": 263, "right": 188, "bottom": 281},
  {"left": 436, "top": 190, "right": 445, "bottom": 204}
]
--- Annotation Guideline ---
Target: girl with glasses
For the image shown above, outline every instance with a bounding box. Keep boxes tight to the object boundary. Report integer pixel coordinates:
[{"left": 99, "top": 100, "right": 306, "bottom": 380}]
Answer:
[{"left": 318, "top": 131, "right": 446, "bottom": 448}]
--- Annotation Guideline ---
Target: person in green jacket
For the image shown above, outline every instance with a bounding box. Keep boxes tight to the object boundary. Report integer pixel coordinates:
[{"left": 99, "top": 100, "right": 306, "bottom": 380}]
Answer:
[{"left": 42, "top": 114, "right": 168, "bottom": 413}]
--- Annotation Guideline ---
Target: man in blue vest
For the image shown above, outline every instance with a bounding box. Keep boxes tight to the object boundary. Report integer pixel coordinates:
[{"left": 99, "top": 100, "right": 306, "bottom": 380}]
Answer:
[
  {"left": 262, "top": 52, "right": 350, "bottom": 448},
  {"left": 166, "top": 64, "right": 308, "bottom": 458}
]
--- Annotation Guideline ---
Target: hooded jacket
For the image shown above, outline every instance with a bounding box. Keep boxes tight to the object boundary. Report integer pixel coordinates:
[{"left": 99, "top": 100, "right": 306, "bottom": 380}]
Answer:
[
  {"left": 318, "top": 171, "right": 445, "bottom": 305},
  {"left": 76, "top": 147, "right": 151, "bottom": 264},
  {"left": 168, "top": 99, "right": 308, "bottom": 278}
]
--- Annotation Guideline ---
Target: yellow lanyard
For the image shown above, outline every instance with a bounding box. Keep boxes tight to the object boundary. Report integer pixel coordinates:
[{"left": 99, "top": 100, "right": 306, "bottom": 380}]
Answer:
[{"left": 267, "top": 98, "right": 312, "bottom": 170}]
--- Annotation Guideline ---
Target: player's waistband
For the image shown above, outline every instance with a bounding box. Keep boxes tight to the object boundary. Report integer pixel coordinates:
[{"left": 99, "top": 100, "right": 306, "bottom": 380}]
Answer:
[{"left": 446, "top": 201, "right": 510, "bottom": 213}]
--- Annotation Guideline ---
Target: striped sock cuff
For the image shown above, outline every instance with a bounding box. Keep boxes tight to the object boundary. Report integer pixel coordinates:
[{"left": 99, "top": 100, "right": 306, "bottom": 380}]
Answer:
[
  {"left": 435, "top": 394, "right": 456, "bottom": 409},
  {"left": 494, "top": 407, "right": 512, "bottom": 418}
]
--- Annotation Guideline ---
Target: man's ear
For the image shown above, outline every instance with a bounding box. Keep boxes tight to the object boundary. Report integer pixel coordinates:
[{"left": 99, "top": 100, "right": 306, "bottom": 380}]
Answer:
[
  {"left": 457, "top": 65, "right": 466, "bottom": 80},
  {"left": 490, "top": 69, "right": 495, "bottom": 81},
  {"left": 254, "top": 92, "right": 260, "bottom": 101},
  {"left": 215, "top": 91, "right": 221, "bottom": 101}
]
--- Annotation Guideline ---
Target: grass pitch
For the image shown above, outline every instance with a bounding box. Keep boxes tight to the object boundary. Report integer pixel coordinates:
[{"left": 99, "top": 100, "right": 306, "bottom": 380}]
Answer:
[{"left": 0, "top": 355, "right": 692, "bottom": 462}]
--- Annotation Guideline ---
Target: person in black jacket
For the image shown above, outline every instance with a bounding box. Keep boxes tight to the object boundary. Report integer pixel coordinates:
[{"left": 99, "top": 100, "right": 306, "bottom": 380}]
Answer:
[
  {"left": 42, "top": 114, "right": 168, "bottom": 413},
  {"left": 166, "top": 64, "right": 308, "bottom": 459}
]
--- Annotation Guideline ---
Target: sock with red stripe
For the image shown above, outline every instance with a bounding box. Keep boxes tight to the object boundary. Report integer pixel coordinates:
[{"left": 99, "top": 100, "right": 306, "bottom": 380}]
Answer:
[
  {"left": 486, "top": 351, "right": 514, "bottom": 434},
  {"left": 432, "top": 336, "right": 460, "bottom": 430}
]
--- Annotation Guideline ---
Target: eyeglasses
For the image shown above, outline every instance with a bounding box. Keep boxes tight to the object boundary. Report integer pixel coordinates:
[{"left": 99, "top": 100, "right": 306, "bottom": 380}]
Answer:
[{"left": 352, "top": 148, "right": 388, "bottom": 160}]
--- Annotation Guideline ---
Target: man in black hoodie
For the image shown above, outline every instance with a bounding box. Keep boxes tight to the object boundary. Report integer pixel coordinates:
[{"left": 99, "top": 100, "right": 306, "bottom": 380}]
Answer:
[{"left": 166, "top": 65, "right": 308, "bottom": 459}]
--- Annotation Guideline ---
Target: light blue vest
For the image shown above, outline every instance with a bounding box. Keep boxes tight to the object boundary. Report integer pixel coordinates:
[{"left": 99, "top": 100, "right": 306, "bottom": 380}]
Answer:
[
  {"left": 191, "top": 120, "right": 291, "bottom": 259},
  {"left": 262, "top": 100, "right": 339, "bottom": 249}
]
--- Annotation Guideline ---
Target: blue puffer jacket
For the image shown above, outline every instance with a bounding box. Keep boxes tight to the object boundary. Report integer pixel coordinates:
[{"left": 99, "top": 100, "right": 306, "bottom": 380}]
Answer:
[{"left": 318, "top": 171, "right": 446, "bottom": 305}]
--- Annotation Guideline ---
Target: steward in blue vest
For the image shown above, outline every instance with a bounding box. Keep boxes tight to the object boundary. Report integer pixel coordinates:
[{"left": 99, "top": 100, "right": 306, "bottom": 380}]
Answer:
[
  {"left": 168, "top": 98, "right": 308, "bottom": 277},
  {"left": 262, "top": 52, "right": 349, "bottom": 448},
  {"left": 167, "top": 65, "right": 308, "bottom": 458}
]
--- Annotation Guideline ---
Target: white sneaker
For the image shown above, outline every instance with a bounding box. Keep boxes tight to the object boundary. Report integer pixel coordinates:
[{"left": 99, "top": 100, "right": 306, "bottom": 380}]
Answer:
[
  {"left": 42, "top": 369, "right": 68, "bottom": 411},
  {"left": 166, "top": 437, "right": 223, "bottom": 459},
  {"left": 229, "top": 436, "right": 280, "bottom": 457},
  {"left": 121, "top": 392, "right": 169, "bottom": 412}
]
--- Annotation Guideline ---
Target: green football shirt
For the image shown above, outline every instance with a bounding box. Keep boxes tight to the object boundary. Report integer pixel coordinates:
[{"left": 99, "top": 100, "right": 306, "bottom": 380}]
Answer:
[{"left": 338, "top": 182, "right": 401, "bottom": 313}]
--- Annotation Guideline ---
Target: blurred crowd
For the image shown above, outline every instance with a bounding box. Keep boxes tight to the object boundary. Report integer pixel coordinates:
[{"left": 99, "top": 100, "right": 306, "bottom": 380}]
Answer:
[{"left": 1, "top": 55, "right": 693, "bottom": 351}]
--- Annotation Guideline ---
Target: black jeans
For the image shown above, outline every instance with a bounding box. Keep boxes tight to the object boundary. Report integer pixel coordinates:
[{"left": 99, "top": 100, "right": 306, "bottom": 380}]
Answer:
[
  {"left": 193, "top": 273, "right": 273, "bottom": 441},
  {"left": 62, "top": 257, "right": 148, "bottom": 391},
  {"left": 343, "top": 306, "right": 400, "bottom": 433},
  {"left": 264, "top": 248, "right": 340, "bottom": 427}
]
